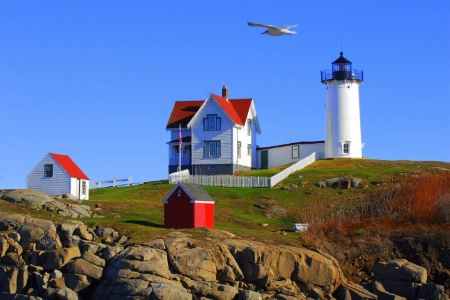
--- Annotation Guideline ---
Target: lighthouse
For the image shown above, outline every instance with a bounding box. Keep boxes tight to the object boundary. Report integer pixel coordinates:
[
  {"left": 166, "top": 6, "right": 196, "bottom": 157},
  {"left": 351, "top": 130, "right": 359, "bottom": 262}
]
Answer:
[{"left": 321, "top": 52, "right": 364, "bottom": 159}]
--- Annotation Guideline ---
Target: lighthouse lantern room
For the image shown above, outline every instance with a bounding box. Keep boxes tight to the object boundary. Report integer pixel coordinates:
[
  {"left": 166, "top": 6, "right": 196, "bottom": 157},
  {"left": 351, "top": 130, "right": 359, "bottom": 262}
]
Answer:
[{"left": 321, "top": 52, "right": 364, "bottom": 159}]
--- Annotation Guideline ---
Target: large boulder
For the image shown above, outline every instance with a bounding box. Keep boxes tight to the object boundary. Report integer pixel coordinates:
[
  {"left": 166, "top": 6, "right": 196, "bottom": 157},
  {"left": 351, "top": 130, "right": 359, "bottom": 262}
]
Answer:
[
  {"left": 0, "top": 189, "right": 54, "bottom": 208},
  {"left": 165, "top": 233, "right": 244, "bottom": 282},
  {"left": 225, "top": 239, "right": 343, "bottom": 293}
]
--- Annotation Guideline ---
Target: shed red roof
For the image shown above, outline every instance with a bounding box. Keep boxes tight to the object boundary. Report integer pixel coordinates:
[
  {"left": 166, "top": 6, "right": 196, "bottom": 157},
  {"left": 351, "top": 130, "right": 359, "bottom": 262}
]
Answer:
[
  {"left": 166, "top": 96, "right": 252, "bottom": 128},
  {"left": 50, "top": 153, "right": 89, "bottom": 180}
]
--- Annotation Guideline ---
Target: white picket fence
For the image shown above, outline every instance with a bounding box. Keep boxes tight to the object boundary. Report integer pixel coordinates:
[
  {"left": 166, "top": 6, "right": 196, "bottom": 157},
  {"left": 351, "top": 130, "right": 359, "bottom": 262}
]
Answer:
[
  {"left": 176, "top": 175, "right": 271, "bottom": 188},
  {"left": 269, "top": 153, "right": 317, "bottom": 187},
  {"left": 170, "top": 153, "right": 317, "bottom": 188}
]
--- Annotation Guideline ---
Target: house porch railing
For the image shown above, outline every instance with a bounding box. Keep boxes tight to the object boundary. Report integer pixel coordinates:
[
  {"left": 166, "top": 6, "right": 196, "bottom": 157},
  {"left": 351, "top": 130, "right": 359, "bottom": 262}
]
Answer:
[{"left": 169, "top": 153, "right": 317, "bottom": 188}]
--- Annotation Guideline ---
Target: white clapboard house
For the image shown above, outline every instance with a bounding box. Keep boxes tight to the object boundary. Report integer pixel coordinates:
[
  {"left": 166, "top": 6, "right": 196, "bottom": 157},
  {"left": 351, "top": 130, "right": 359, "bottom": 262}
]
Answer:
[
  {"left": 166, "top": 86, "right": 261, "bottom": 175},
  {"left": 27, "top": 153, "right": 90, "bottom": 200}
]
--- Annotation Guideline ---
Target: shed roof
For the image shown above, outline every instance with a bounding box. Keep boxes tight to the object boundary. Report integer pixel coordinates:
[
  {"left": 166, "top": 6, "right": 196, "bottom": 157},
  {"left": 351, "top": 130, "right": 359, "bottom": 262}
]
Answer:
[
  {"left": 164, "top": 182, "right": 214, "bottom": 203},
  {"left": 49, "top": 153, "right": 89, "bottom": 180}
]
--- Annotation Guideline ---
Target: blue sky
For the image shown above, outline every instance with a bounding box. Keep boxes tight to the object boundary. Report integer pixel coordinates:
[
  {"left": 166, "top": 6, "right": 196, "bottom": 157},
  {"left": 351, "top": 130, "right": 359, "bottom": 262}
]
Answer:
[{"left": 1, "top": 1, "right": 449, "bottom": 188}]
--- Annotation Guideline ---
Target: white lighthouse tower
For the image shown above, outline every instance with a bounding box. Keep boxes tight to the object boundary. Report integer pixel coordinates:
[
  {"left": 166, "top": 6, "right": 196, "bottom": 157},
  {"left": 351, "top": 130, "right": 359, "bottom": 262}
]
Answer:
[{"left": 321, "top": 52, "right": 364, "bottom": 159}]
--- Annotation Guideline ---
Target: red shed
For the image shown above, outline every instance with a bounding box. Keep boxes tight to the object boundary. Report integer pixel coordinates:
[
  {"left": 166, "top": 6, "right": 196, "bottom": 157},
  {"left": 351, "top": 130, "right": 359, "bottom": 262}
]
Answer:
[{"left": 163, "top": 183, "right": 214, "bottom": 229}]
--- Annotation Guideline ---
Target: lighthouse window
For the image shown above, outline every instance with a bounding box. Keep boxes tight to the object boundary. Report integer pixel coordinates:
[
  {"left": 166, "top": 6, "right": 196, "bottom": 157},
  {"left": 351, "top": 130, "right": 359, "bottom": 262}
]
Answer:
[{"left": 343, "top": 143, "right": 350, "bottom": 154}]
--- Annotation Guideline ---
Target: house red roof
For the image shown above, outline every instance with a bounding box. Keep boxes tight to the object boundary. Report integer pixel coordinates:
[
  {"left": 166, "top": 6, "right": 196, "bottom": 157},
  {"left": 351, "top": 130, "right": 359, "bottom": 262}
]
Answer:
[
  {"left": 166, "top": 96, "right": 252, "bottom": 128},
  {"left": 166, "top": 101, "right": 204, "bottom": 128},
  {"left": 50, "top": 153, "right": 89, "bottom": 180}
]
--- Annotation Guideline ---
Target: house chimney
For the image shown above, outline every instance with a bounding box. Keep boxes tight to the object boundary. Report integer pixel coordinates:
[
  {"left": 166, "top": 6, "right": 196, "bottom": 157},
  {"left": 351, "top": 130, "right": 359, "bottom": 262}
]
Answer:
[{"left": 222, "top": 85, "right": 228, "bottom": 100}]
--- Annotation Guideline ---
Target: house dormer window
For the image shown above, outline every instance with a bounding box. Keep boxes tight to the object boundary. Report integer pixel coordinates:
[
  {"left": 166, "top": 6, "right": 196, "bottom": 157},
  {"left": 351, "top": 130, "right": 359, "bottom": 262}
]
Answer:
[
  {"left": 44, "top": 164, "right": 53, "bottom": 177},
  {"left": 203, "top": 114, "right": 221, "bottom": 131}
]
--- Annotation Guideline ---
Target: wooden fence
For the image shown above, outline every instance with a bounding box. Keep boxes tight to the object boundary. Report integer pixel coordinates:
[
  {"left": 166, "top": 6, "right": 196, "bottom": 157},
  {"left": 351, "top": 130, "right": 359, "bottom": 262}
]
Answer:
[{"left": 169, "top": 152, "right": 317, "bottom": 188}]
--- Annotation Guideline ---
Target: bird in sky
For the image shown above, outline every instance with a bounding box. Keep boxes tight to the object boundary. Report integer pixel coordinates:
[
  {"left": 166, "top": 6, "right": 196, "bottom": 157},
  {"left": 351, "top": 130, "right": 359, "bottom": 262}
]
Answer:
[{"left": 247, "top": 22, "right": 298, "bottom": 36}]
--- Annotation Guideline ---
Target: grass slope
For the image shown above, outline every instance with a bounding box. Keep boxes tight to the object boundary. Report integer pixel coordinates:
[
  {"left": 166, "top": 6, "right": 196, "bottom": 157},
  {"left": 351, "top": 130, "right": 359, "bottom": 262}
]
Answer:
[{"left": 86, "top": 159, "right": 450, "bottom": 245}]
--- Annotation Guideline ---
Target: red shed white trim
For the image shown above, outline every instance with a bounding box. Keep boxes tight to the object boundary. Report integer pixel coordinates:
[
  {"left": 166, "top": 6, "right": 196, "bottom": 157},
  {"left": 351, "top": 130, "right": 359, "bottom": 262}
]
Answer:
[{"left": 163, "top": 183, "right": 214, "bottom": 229}]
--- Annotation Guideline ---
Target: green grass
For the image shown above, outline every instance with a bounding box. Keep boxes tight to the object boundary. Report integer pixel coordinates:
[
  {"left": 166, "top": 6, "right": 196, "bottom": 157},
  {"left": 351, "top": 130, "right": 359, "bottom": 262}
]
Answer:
[
  {"left": 84, "top": 159, "right": 450, "bottom": 245},
  {"left": 7, "top": 159, "right": 449, "bottom": 246}
]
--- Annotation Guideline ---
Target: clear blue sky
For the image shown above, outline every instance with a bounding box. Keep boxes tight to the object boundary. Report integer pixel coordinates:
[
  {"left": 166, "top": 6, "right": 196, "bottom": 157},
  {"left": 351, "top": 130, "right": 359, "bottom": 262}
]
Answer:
[{"left": 1, "top": 1, "right": 449, "bottom": 188}]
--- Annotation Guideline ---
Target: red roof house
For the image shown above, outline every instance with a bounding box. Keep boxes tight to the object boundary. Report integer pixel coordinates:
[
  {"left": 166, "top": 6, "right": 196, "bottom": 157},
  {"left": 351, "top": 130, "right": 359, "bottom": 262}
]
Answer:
[
  {"left": 166, "top": 86, "right": 261, "bottom": 176},
  {"left": 163, "top": 183, "right": 214, "bottom": 229},
  {"left": 27, "top": 153, "right": 90, "bottom": 200}
]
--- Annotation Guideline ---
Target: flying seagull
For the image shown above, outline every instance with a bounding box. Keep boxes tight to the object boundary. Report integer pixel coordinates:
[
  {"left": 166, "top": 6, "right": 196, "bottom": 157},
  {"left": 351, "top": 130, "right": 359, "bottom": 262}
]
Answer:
[{"left": 247, "top": 22, "right": 298, "bottom": 36}]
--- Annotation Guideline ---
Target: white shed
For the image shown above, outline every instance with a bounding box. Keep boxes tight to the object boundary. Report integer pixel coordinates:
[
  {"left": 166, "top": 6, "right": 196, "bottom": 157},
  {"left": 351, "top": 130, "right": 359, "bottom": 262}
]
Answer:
[{"left": 26, "top": 153, "right": 90, "bottom": 200}]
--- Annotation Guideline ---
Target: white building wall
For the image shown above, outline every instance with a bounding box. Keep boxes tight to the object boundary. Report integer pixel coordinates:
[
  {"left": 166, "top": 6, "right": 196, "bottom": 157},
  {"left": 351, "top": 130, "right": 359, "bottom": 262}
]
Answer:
[
  {"left": 26, "top": 154, "right": 71, "bottom": 196},
  {"left": 70, "top": 178, "right": 90, "bottom": 200},
  {"left": 257, "top": 142, "right": 325, "bottom": 169},
  {"left": 190, "top": 99, "right": 234, "bottom": 165},
  {"left": 325, "top": 80, "right": 362, "bottom": 158}
]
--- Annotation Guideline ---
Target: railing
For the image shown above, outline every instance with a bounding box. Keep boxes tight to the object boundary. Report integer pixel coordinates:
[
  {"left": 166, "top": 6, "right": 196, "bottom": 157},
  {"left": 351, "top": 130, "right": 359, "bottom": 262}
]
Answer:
[
  {"left": 269, "top": 153, "right": 317, "bottom": 187},
  {"left": 320, "top": 69, "right": 363, "bottom": 82},
  {"left": 94, "top": 176, "right": 132, "bottom": 188}
]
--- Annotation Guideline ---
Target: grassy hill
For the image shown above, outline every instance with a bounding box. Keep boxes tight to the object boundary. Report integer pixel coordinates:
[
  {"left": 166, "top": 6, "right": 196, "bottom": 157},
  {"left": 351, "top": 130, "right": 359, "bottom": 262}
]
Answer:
[{"left": 82, "top": 159, "right": 450, "bottom": 244}]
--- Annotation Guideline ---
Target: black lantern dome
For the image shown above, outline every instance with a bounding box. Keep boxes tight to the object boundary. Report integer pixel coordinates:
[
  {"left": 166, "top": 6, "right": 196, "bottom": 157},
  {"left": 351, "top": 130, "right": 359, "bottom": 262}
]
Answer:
[{"left": 321, "top": 52, "right": 363, "bottom": 83}]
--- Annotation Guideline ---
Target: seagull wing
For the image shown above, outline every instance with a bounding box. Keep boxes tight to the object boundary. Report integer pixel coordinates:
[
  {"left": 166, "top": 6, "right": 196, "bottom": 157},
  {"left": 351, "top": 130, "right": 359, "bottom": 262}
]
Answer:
[
  {"left": 280, "top": 24, "right": 298, "bottom": 29},
  {"left": 247, "top": 22, "right": 278, "bottom": 29}
]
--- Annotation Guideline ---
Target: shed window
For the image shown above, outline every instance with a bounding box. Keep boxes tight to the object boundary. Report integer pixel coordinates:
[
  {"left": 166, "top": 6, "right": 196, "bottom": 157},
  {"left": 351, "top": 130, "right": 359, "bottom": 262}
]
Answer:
[
  {"left": 44, "top": 164, "right": 53, "bottom": 177},
  {"left": 82, "top": 181, "right": 87, "bottom": 195}
]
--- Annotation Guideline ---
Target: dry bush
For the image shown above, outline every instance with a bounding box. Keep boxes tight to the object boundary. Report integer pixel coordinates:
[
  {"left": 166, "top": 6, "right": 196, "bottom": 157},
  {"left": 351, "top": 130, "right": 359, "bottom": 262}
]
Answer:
[{"left": 435, "top": 194, "right": 450, "bottom": 224}]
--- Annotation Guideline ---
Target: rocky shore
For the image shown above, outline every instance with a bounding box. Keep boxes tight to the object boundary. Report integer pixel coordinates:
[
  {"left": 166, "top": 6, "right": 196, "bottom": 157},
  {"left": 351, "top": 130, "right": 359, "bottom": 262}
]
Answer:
[{"left": 0, "top": 211, "right": 447, "bottom": 300}]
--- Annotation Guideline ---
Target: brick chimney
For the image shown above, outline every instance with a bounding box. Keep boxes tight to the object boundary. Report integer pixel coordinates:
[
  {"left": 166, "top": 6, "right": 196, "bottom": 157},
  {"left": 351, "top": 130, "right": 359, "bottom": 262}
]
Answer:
[{"left": 222, "top": 85, "right": 228, "bottom": 100}]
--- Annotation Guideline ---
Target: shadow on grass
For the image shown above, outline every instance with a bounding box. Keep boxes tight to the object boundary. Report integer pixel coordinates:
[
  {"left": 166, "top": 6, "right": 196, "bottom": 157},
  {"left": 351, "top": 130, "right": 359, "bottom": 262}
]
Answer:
[{"left": 121, "top": 220, "right": 165, "bottom": 228}]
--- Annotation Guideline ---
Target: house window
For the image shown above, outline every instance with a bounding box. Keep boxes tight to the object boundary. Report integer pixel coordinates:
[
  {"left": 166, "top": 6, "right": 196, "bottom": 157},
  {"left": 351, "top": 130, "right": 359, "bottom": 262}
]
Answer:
[
  {"left": 247, "top": 119, "right": 251, "bottom": 136},
  {"left": 184, "top": 145, "right": 191, "bottom": 153},
  {"left": 203, "top": 114, "right": 221, "bottom": 131},
  {"left": 343, "top": 143, "right": 350, "bottom": 154},
  {"left": 203, "top": 141, "right": 221, "bottom": 158},
  {"left": 82, "top": 181, "right": 87, "bottom": 195},
  {"left": 292, "top": 145, "right": 299, "bottom": 159},
  {"left": 247, "top": 144, "right": 251, "bottom": 156},
  {"left": 237, "top": 141, "right": 241, "bottom": 158},
  {"left": 44, "top": 164, "right": 53, "bottom": 177}
]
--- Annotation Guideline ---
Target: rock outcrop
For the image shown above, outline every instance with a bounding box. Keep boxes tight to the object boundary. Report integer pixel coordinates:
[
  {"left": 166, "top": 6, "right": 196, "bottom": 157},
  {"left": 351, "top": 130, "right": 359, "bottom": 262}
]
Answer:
[
  {"left": 0, "top": 189, "right": 93, "bottom": 218},
  {"left": 0, "top": 212, "right": 447, "bottom": 299}
]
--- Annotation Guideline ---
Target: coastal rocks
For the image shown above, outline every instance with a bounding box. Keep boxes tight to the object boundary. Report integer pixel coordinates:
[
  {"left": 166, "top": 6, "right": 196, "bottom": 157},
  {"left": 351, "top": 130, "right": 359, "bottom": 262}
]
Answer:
[
  {"left": 0, "top": 212, "right": 447, "bottom": 299},
  {"left": 369, "top": 259, "right": 446, "bottom": 300},
  {"left": 225, "top": 239, "right": 342, "bottom": 294},
  {"left": 0, "top": 189, "right": 93, "bottom": 219},
  {"left": 316, "top": 177, "right": 364, "bottom": 189}
]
